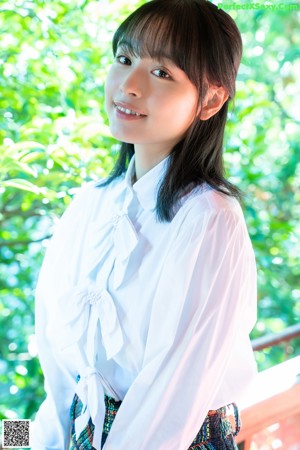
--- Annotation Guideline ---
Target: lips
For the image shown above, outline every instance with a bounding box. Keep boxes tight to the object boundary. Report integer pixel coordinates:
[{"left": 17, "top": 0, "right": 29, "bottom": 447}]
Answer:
[{"left": 114, "top": 102, "right": 147, "bottom": 117}]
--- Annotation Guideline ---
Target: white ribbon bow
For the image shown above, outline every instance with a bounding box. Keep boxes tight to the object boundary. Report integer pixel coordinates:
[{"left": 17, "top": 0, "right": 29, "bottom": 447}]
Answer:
[
  {"left": 74, "top": 366, "right": 106, "bottom": 450},
  {"left": 52, "top": 283, "right": 124, "bottom": 361}
]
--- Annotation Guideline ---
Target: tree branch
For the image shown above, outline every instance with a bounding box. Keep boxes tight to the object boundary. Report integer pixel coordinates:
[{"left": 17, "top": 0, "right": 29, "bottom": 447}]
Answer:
[
  {"left": 0, "top": 211, "right": 48, "bottom": 229},
  {"left": 0, "top": 235, "right": 52, "bottom": 248},
  {"left": 271, "top": 89, "right": 300, "bottom": 125}
]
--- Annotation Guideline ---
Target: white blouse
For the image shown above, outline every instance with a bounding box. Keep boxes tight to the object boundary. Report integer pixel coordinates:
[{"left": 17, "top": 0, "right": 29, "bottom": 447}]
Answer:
[{"left": 32, "top": 155, "right": 257, "bottom": 450}]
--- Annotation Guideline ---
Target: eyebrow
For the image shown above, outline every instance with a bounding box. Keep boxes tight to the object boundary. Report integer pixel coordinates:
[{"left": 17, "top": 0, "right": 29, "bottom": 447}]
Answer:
[{"left": 116, "top": 38, "right": 176, "bottom": 64}]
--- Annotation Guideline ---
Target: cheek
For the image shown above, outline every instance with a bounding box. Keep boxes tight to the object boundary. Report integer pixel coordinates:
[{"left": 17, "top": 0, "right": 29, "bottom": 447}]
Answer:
[
  {"left": 104, "top": 80, "right": 112, "bottom": 112},
  {"left": 164, "top": 93, "right": 198, "bottom": 126},
  {"left": 104, "top": 68, "right": 117, "bottom": 110},
  {"left": 180, "top": 93, "right": 199, "bottom": 124},
  {"left": 160, "top": 84, "right": 198, "bottom": 111},
  {"left": 104, "top": 91, "right": 110, "bottom": 115}
]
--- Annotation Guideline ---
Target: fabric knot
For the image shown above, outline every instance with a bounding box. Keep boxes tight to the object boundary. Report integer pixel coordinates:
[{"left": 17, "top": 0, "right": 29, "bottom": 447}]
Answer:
[
  {"left": 112, "top": 213, "right": 122, "bottom": 228},
  {"left": 81, "top": 366, "right": 98, "bottom": 379},
  {"left": 85, "top": 209, "right": 139, "bottom": 291},
  {"left": 84, "top": 288, "right": 102, "bottom": 305}
]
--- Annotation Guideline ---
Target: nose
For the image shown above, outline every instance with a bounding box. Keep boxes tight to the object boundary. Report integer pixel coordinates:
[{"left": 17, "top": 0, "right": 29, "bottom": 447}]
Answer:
[{"left": 120, "top": 67, "right": 144, "bottom": 97}]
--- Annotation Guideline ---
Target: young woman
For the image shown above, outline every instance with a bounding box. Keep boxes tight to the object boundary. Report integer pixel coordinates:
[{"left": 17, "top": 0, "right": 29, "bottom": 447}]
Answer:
[{"left": 32, "top": 1, "right": 257, "bottom": 449}]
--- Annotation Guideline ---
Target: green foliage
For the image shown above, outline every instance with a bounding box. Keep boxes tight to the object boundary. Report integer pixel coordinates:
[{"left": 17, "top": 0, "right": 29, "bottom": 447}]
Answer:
[
  {"left": 0, "top": 0, "right": 299, "bottom": 423},
  {"left": 224, "top": 6, "right": 300, "bottom": 369}
]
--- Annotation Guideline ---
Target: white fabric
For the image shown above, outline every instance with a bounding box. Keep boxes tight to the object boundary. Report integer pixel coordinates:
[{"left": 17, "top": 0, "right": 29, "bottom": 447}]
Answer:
[{"left": 32, "top": 155, "right": 257, "bottom": 450}]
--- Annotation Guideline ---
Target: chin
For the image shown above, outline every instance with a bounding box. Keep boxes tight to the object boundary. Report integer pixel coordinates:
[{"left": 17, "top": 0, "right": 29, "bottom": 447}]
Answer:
[{"left": 109, "top": 130, "right": 138, "bottom": 145}]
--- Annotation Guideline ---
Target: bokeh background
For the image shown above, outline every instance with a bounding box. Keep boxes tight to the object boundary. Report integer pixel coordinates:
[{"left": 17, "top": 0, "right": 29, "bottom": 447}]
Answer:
[{"left": 0, "top": 0, "right": 299, "bottom": 424}]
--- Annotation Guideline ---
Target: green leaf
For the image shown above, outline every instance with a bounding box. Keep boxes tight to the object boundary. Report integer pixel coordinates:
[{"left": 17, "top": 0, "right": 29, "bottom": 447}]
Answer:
[{"left": 1, "top": 178, "right": 41, "bottom": 194}]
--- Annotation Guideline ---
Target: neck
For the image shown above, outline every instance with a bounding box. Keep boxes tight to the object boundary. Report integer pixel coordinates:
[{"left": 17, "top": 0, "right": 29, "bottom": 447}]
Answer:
[{"left": 134, "top": 144, "right": 171, "bottom": 181}]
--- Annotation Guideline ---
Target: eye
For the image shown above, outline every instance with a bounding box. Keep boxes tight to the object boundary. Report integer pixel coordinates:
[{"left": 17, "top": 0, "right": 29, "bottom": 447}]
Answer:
[
  {"left": 152, "top": 69, "right": 171, "bottom": 79},
  {"left": 116, "top": 55, "right": 131, "bottom": 65}
]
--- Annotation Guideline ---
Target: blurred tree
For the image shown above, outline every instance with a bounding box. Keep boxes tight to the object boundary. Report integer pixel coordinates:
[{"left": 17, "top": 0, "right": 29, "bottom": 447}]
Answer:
[
  {"left": 225, "top": 5, "right": 300, "bottom": 369},
  {"left": 0, "top": 0, "right": 299, "bottom": 422}
]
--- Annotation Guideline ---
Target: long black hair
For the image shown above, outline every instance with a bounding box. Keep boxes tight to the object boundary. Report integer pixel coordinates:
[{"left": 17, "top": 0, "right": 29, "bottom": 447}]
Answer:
[{"left": 100, "top": 0, "right": 243, "bottom": 222}]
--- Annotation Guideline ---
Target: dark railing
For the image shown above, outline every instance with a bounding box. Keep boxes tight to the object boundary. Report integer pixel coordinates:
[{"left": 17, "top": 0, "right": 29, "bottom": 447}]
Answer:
[
  {"left": 237, "top": 323, "right": 300, "bottom": 450},
  {"left": 251, "top": 323, "right": 300, "bottom": 352}
]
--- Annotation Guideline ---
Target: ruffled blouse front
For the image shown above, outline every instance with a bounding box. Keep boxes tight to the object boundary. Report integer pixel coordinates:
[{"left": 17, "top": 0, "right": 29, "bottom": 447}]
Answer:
[{"left": 32, "top": 156, "right": 257, "bottom": 450}]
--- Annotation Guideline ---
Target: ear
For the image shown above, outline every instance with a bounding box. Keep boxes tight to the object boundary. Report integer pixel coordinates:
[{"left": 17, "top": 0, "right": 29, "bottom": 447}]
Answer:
[{"left": 199, "top": 85, "right": 229, "bottom": 121}]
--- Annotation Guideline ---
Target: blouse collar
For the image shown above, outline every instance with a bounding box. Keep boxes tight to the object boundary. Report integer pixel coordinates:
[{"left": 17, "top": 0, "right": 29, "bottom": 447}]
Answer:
[{"left": 124, "top": 154, "right": 170, "bottom": 211}]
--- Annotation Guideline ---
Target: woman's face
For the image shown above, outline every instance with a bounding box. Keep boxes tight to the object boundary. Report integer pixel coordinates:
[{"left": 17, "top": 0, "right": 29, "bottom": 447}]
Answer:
[{"left": 105, "top": 46, "right": 199, "bottom": 158}]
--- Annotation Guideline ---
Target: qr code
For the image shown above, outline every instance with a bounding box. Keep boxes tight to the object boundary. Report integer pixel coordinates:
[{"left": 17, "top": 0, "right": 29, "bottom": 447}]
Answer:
[{"left": 2, "top": 420, "right": 31, "bottom": 448}]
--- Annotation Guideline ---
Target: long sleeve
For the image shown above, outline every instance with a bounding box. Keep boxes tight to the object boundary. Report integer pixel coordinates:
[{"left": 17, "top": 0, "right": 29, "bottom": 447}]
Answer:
[
  {"left": 32, "top": 185, "right": 94, "bottom": 450},
  {"left": 103, "top": 204, "right": 257, "bottom": 450}
]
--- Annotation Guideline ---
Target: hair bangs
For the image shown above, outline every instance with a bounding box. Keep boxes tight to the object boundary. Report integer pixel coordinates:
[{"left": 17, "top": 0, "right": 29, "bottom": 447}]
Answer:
[{"left": 112, "top": 1, "right": 206, "bottom": 92}]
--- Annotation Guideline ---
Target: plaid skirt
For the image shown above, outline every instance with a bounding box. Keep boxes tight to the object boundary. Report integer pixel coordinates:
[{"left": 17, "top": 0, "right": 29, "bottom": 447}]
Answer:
[{"left": 70, "top": 382, "right": 240, "bottom": 450}]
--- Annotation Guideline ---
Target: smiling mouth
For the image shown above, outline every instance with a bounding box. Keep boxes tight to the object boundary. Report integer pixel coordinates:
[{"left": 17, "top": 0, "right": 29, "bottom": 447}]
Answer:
[{"left": 114, "top": 103, "right": 146, "bottom": 117}]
